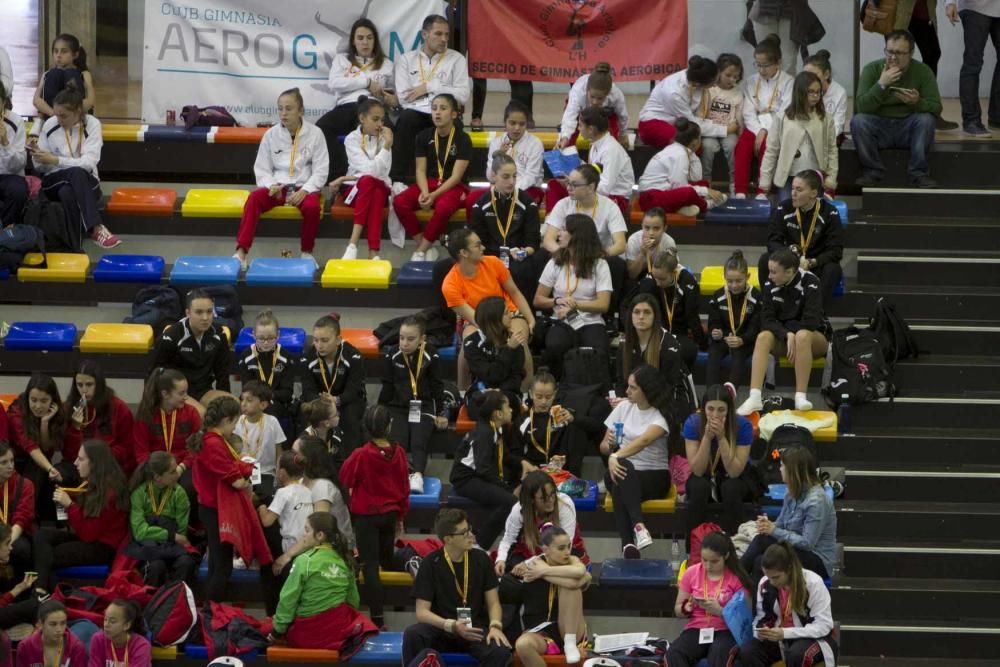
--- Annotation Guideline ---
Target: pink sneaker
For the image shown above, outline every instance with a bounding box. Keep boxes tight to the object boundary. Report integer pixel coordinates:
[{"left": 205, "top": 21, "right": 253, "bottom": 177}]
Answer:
[{"left": 90, "top": 224, "right": 121, "bottom": 249}]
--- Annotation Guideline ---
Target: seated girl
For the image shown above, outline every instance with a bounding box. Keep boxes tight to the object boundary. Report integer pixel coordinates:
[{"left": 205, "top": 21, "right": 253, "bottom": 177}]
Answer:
[
  {"left": 0, "top": 524, "right": 39, "bottom": 630},
  {"left": 738, "top": 544, "right": 838, "bottom": 667},
  {"left": 634, "top": 251, "right": 705, "bottom": 372},
  {"left": 668, "top": 531, "right": 754, "bottom": 667},
  {"left": 233, "top": 87, "right": 329, "bottom": 270},
  {"left": 287, "top": 437, "right": 355, "bottom": 565},
  {"left": 706, "top": 251, "right": 761, "bottom": 390},
  {"left": 549, "top": 107, "right": 634, "bottom": 215},
  {"left": 738, "top": 248, "right": 829, "bottom": 415},
  {"left": 14, "top": 600, "right": 87, "bottom": 667},
  {"left": 514, "top": 372, "right": 589, "bottom": 477},
  {"left": 638, "top": 55, "right": 723, "bottom": 149},
  {"left": 259, "top": 451, "right": 314, "bottom": 615},
  {"left": 33, "top": 441, "right": 128, "bottom": 598},
  {"left": 496, "top": 471, "right": 589, "bottom": 576},
  {"left": 296, "top": 398, "right": 343, "bottom": 465},
  {"left": 556, "top": 62, "right": 629, "bottom": 152},
  {"left": 511, "top": 526, "right": 590, "bottom": 666},
  {"left": 683, "top": 385, "right": 757, "bottom": 540},
  {"left": 88, "top": 600, "right": 152, "bottom": 667},
  {"left": 638, "top": 118, "right": 727, "bottom": 217},
  {"left": 542, "top": 165, "right": 626, "bottom": 259},
  {"left": 802, "top": 50, "right": 847, "bottom": 144},
  {"left": 126, "top": 451, "right": 195, "bottom": 587},
  {"left": 533, "top": 213, "right": 613, "bottom": 380},
  {"left": 32, "top": 34, "right": 95, "bottom": 125},
  {"left": 393, "top": 93, "right": 472, "bottom": 262},
  {"left": 64, "top": 361, "right": 134, "bottom": 475},
  {"left": 0, "top": 442, "right": 35, "bottom": 578},
  {"left": 741, "top": 446, "right": 837, "bottom": 582},
  {"left": 335, "top": 96, "right": 392, "bottom": 261},
  {"left": 236, "top": 310, "right": 297, "bottom": 435},
  {"left": 450, "top": 391, "right": 530, "bottom": 550},
  {"left": 601, "top": 366, "right": 673, "bottom": 558},
  {"left": 271, "top": 512, "right": 378, "bottom": 654},
  {"left": 0, "top": 80, "right": 27, "bottom": 233},
  {"left": 616, "top": 293, "right": 685, "bottom": 400},
  {"left": 699, "top": 54, "right": 745, "bottom": 191},
  {"left": 463, "top": 297, "right": 527, "bottom": 419}
]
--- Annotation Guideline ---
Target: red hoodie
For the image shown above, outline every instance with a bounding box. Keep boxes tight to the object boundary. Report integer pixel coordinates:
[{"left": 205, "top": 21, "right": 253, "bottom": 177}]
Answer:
[
  {"left": 7, "top": 403, "right": 80, "bottom": 464},
  {"left": 64, "top": 397, "right": 135, "bottom": 475},
  {"left": 1, "top": 471, "right": 36, "bottom": 535},
  {"left": 0, "top": 403, "right": 8, "bottom": 442},
  {"left": 133, "top": 404, "right": 201, "bottom": 468},
  {"left": 14, "top": 628, "right": 87, "bottom": 667},
  {"left": 67, "top": 488, "right": 128, "bottom": 550},
  {"left": 339, "top": 441, "right": 410, "bottom": 518},
  {"left": 192, "top": 431, "right": 253, "bottom": 510}
]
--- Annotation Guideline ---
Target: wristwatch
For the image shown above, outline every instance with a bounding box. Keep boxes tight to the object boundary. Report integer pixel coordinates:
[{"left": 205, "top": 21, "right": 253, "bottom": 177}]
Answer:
[{"left": 489, "top": 620, "right": 503, "bottom": 630}]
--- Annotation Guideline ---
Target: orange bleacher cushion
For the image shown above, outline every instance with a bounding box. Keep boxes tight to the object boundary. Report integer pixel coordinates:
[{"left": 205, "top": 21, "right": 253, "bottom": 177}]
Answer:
[
  {"left": 330, "top": 193, "right": 388, "bottom": 222},
  {"left": 630, "top": 199, "right": 698, "bottom": 227},
  {"left": 213, "top": 127, "right": 269, "bottom": 144},
  {"left": 340, "top": 329, "right": 379, "bottom": 359},
  {"left": 0, "top": 394, "right": 16, "bottom": 410},
  {"left": 455, "top": 405, "right": 474, "bottom": 434},
  {"left": 107, "top": 187, "right": 177, "bottom": 216},
  {"left": 265, "top": 647, "right": 340, "bottom": 663}
]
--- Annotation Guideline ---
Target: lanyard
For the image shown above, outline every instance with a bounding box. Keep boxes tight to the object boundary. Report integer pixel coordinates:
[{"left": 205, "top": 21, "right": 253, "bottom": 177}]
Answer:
[
  {"left": 575, "top": 199, "right": 598, "bottom": 221},
  {"left": 348, "top": 59, "right": 374, "bottom": 78},
  {"left": 160, "top": 409, "right": 177, "bottom": 452},
  {"left": 253, "top": 344, "right": 279, "bottom": 386},
  {"left": 402, "top": 344, "right": 426, "bottom": 397},
  {"left": 490, "top": 187, "right": 518, "bottom": 244},
  {"left": 443, "top": 550, "right": 469, "bottom": 605},
  {"left": 109, "top": 636, "right": 129, "bottom": 667},
  {"left": 360, "top": 134, "right": 382, "bottom": 159},
  {"left": 147, "top": 482, "right": 172, "bottom": 516},
  {"left": 58, "top": 481, "right": 89, "bottom": 495},
  {"left": 80, "top": 406, "right": 96, "bottom": 429},
  {"left": 701, "top": 566, "right": 724, "bottom": 618},
  {"left": 796, "top": 204, "right": 820, "bottom": 254},
  {"left": 779, "top": 591, "right": 793, "bottom": 626},
  {"left": 753, "top": 75, "right": 781, "bottom": 114},
  {"left": 287, "top": 125, "right": 301, "bottom": 179},
  {"left": 47, "top": 638, "right": 64, "bottom": 667},
  {"left": 688, "top": 84, "right": 709, "bottom": 119},
  {"left": 318, "top": 348, "right": 342, "bottom": 394},
  {"left": 493, "top": 423, "right": 504, "bottom": 481},
  {"left": 434, "top": 127, "right": 456, "bottom": 179},
  {"left": 63, "top": 123, "right": 83, "bottom": 158},
  {"left": 661, "top": 278, "right": 678, "bottom": 330},
  {"left": 224, "top": 437, "right": 243, "bottom": 462},
  {"left": 546, "top": 582, "right": 556, "bottom": 622},
  {"left": 0, "top": 481, "right": 7, "bottom": 525},
  {"left": 725, "top": 287, "right": 749, "bottom": 336},
  {"left": 528, "top": 409, "right": 552, "bottom": 459},
  {"left": 683, "top": 146, "right": 698, "bottom": 182},
  {"left": 505, "top": 134, "right": 519, "bottom": 161},
  {"left": 239, "top": 415, "right": 266, "bottom": 459},
  {"left": 563, "top": 267, "right": 580, "bottom": 299},
  {"left": 418, "top": 51, "right": 445, "bottom": 84}
]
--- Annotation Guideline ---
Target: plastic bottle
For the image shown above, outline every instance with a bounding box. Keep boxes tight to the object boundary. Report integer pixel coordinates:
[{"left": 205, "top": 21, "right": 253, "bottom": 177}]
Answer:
[{"left": 671, "top": 537, "right": 682, "bottom": 573}]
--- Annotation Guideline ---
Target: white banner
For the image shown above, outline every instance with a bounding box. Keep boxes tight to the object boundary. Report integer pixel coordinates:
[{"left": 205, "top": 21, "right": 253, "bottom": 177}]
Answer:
[{"left": 142, "top": 0, "right": 446, "bottom": 126}]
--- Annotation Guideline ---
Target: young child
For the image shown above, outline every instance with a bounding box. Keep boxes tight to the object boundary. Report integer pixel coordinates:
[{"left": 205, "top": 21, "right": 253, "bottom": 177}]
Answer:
[
  {"left": 378, "top": 316, "right": 448, "bottom": 493},
  {"left": 393, "top": 93, "right": 472, "bottom": 262},
  {"left": 624, "top": 208, "right": 678, "bottom": 282},
  {"left": 300, "top": 315, "right": 366, "bottom": 454},
  {"left": 126, "top": 451, "right": 195, "bottom": 587},
  {"left": 258, "top": 451, "right": 314, "bottom": 615},
  {"left": 339, "top": 405, "right": 410, "bottom": 629},
  {"left": 638, "top": 118, "right": 727, "bottom": 217},
  {"left": 237, "top": 309, "right": 297, "bottom": 436},
  {"left": 31, "top": 34, "right": 94, "bottom": 126},
  {"left": 803, "top": 50, "right": 847, "bottom": 143},
  {"left": 515, "top": 371, "right": 586, "bottom": 476},
  {"left": 88, "top": 600, "right": 152, "bottom": 667},
  {"left": 700, "top": 53, "right": 745, "bottom": 193},
  {"left": 234, "top": 380, "right": 286, "bottom": 501},
  {"left": 296, "top": 398, "right": 343, "bottom": 465},
  {"left": 706, "top": 250, "right": 761, "bottom": 390},
  {"left": 638, "top": 55, "right": 723, "bottom": 149},
  {"left": 15, "top": 600, "right": 87, "bottom": 667},
  {"left": 133, "top": 368, "right": 200, "bottom": 503},
  {"left": 0, "top": 80, "right": 27, "bottom": 231},
  {"left": 336, "top": 96, "right": 392, "bottom": 260},
  {"left": 556, "top": 62, "right": 629, "bottom": 150}
]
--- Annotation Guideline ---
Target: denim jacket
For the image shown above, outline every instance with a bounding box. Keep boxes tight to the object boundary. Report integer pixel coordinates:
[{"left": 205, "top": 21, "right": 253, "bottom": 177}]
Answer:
[{"left": 774, "top": 484, "right": 838, "bottom": 576}]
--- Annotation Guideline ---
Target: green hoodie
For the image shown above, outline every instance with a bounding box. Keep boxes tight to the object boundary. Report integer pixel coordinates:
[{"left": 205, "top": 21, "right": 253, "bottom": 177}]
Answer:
[
  {"left": 273, "top": 545, "right": 359, "bottom": 633},
  {"left": 129, "top": 482, "right": 190, "bottom": 542}
]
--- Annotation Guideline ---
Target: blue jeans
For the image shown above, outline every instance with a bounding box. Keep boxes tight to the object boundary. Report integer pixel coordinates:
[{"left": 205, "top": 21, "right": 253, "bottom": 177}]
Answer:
[
  {"left": 849, "top": 112, "right": 936, "bottom": 180},
  {"left": 959, "top": 9, "right": 1000, "bottom": 125}
]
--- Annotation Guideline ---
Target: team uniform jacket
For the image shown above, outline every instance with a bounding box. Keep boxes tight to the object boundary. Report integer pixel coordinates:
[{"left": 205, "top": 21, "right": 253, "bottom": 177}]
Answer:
[
  {"left": 559, "top": 74, "right": 629, "bottom": 141},
  {"left": 636, "top": 267, "right": 706, "bottom": 344},
  {"left": 753, "top": 569, "right": 838, "bottom": 666},
  {"left": 614, "top": 328, "right": 685, "bottom": 396},
  {"left": 237, "top": 343, "right": 297, "bottom": 413},
  {"left": 254, "top": 121, "right": 329, "bottom": 193},
  {"left": 483, "top": 133, "right": 545, "bottom": 190},
  {"left": 450, "top": 422, "right": 521, "bottom": 488},
  {"left": 153, "top": 318, "right": 231, "bottom": 398},
  {"left": 767, "top": 199, "right": 844, "bottom": 269},
  {"left": 0, "top": 110, "right": 27, "bottom": 175},
  {"left": 344, "top": 128, "right": 392, "bottom": 187},
  {"left": 324, "top": 53, "right": 394, "bottom": 109},
  {"left": 394, "top": 48, "right": 471, "bottom": 114},
  {"left": 742, "top": 71, "right": 795, "bottom": 135},
  {"left": 300, "top": 343, "right": 366, "bottom": 407},
  {"left": 469, "top": 188, "right": 541, "bottom": 255},
  {"left": 707, "top": 286, "right": 763, "bottom": 346},
  {"left": 638, "top": 143, "right": 709, "bottom": 199},
  {"left": 378, "top": 343, "right": 446, "bottom": 413},
  {"left": 463, "top": 330, "right": 526, "bottom": 396},
  {"left": 640, "top": 69, "right": 726, "bottom": 138},
  {"left": 761, "top": 269, "right": 826, "bottom": 339},
  {"left": 587, "top": 133, "right": 635, "bottom": 200},
  {"left": 33, "top": 115, "right": 103, "bottom": 179}
]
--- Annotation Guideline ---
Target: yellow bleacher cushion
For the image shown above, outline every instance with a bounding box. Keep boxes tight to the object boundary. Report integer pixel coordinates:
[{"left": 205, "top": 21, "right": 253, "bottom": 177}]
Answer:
[
  {"left": 17, "top": 253, "right": 90, "bottom": 283},
  {"left": 102, "top": 123, "right": 144, "bottom": 142},
  {"left": 798, "top": 410, "right": 837, "bottom": 442},
  {"left": 80, "top": 323, "right": 154, "bottom": 354},
  {"left": 181, "top": 189, "right": 249, "bottom": 218},
  {"left": 468, "top": 130, "right": 590, "bottom": 151},
  {"left": 263, "top": 193, "right": 326, "bottom": 220},
  {"left": 604, "top": 485, "right": 677, "bottom": 513},
  {"left": 358, "top": 569, "right": 414, "bottom": 586},
  {"left": 320, "top": 259, "right": 392, "bottom": 289},
  {"left": 699, "top": 265, "right": 761, "bottom": 296},
  {"left": 415, "top": 207, "right": 466, "bottom": 223},
  {"left": 151, "top": 647, "right": 177, "bottom": 660}
]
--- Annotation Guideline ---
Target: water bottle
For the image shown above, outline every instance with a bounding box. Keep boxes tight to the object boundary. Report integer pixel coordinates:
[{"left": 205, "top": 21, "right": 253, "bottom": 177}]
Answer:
[
  {"left": 293, "top": 379, "right": 302, "bottom": 400},
  {"left": 612, "top": 422, "right": 624, "bottom": 452},
  {"left": 671, "top": 537, "right": 682, "bottom": 574},
  {"left": 837, "top": 403, "right": 852, "bottom": 434}
]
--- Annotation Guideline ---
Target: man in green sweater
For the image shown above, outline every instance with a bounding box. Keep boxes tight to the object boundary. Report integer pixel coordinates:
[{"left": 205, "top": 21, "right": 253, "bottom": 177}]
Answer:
[{"left": 851, "top": 29, "right": 943, "bottom": 188}]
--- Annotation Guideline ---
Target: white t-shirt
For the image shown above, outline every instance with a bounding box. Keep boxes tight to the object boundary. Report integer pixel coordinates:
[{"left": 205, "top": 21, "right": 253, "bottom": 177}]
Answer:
[
  {"left": 544, "top": 195, "right": 628, "bottom": 250},
  {"left": 539, "top": 258, "right": 613, "bottom": 330},
  {"left": 624, "top": 230, "right": 677, "bottom": 262},
  {"left": 604, "top": 400, "right": 670, "bottom": 471},
  {"left": 234, "top": 414, "right": 285, "bottom": 477},
  {"left": 310, "top": 478, "right": 356, "bottom": 549},
  {"left": 268, "top": 482, "right": 314, "bottom": 552}
]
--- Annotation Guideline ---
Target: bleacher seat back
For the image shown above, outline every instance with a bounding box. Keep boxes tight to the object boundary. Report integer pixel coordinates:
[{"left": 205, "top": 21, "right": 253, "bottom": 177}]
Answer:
[
  {"left": 234, "top": 327, "right": 307, "bottom": 356},
  {"left": 180, "top": 189, "right": 249, "bottom": 218},
  {"left": 397, "top": 261, "right": 435, "bottom": 287},
  {"left": 320, "top": 259, "right": 392, "bottom": 289},
  {"left": 705, "top": 198, "right": 772, "bottom": 225},
  {"left": 170, "top": 256, "right": 241, "bottom": 285},
  {"left": 106, "top": 187, "right": 177, "bottom": 216},
  {"left": 411, "top": 476, "right": 443, "bottom": 509},
  {"left": 80, "top": 323, "right": 154, "bottom": 354},
  {"left": 4, "top": 322, "right": 77, "bottom": 351},
  {"left": 17, "top": 253, "right": 90, "bottom": 283},
  {"left": 699, "top": 265, "right": 761, "bottom": 295},
  {"left": 599, "top": 558, "right": 674, "bottom": 588},
  {"left": 92, "top": 255, "right": 165, "bottom": 283},
  {"left": 245, "top": 258, "right": 316, "bottom": 286},
  {"left": 831, "top": 198, "right": 849, "bottom": 226}
]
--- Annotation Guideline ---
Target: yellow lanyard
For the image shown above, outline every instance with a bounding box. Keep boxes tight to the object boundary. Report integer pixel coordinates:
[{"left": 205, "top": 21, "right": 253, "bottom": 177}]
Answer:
[
  {"left": 147, "top": 482, "right": 172, "bottom": 516},
  {"left": 253, "top": 344, "right": 278, "bottom": 386},
  {"left": 348, "top": 59, "right": 374, "bottom": 78},
  {"left": 563, "top": 267, "right": 580, "bottom": 299},
  {"left": 754, "top": 75, "right": 781, "bottom": 114},
  {"left": 796, "top": 204, "right": 820, "bottom": 254},
  {"left": 505, "top": 134, "right": 519, "bottom": 161},
  {"left": 57, "top": 481, "right": 89, "bottom": 495},
  {"left": 318, "top": 349, "right": 342, "bottom": 394},
  {"left": 0, "top": 481, "right": 8, "bottom": 525},
  {"left": 287, "top": 125, "right": 301, "bottom": 178},
  {"left": 239, "top": 415, "right": 266, "bottom": 459},
  {"left": 360, "top": 134, "right": 382, "bottom": 159},
  {"left": 418, "top": 51, "right": 445, "bottom": 84},
  {"left": 109, "top": 636, "right": 129, "bottom": 667},
  {"left": 434, "top": 126, "right": 456, "bottom": 179},
  {"left": 528, "top": 409, "right": 552, "bottom": 459},
  {"left": 63, "top": 123, "right": 83, "bottom": 158},
  {"left": 224, "top": 437, "right": 243, "bottom": 462},
  {"left": 702, "top": 566, "right": 724, "bottom": 618},
  {"left": 402, "top": 344, "right": 426, "bottom": 398},
  {"left": 490, "top": 188, "right": 518, "bottom": 244},
  {"left": 546, "top": 582, "right": 556, "bottom": 621},
  {"left": 493, "top": 423, "right": 504, "bottom": 481},
  {"left": 160, "top": 409, "right": 177, "bottom": 452},
  {"left": 79, "top": 406, "right": 96, "bottom": 429},
  {"left": 575, "top": 199, "right": 598, "bottom": 221},
  {"left": 688, "top": 84, "right": 709, "bottom": 118},
  {"left": 661, "top": 277, "right": 678, "bottom": 330},
  {"left": 443, "top": 550, "right": 469, "bottom": 605},
  {"left": 725, "top": 287, "right": 749, "bottom": 336},
  {"left": 47, "top": 638, "right": 65, "bottom": 667}
]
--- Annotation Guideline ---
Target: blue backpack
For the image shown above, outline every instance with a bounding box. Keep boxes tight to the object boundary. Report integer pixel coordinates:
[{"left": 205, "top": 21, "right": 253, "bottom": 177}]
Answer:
[{"left": 0, "top": 224, "right": 46, "bottom": 271}]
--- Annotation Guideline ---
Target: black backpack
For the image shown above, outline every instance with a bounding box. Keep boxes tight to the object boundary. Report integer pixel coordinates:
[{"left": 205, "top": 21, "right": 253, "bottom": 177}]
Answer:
[
  {"left": 563, "top": 346, "right": 611, "bottom": 395},
  {"left": 869, "top": 297, "right": 921, "bottom": 364},
  {"left": 822, "top": 326, "right": 896, "bottom": 408},
  {"left": 201, "top": 285, "right": 244, "bottom": 337},
  {"left": 22, "top": 198, "right": 81, "bottom": 253},
  {"left": 756, "top": 423, "right": 818, "bottom": 486},
  {"left": 0, "top": 224, "right": 46, "bottom": 271},
  {"left": 125, "top": 285, "right": 183, "bottom": 336}
]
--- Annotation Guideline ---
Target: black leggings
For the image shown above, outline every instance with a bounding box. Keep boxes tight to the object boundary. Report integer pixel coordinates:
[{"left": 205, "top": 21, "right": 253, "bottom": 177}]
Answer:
[
  {"left": 388, "top": 407, "right": 435, "bottom": 475},
  {"left": 685, "top": 471, "right": 756, "bottom": 544},
  {"left": 706, "top": 340, "right": 752, "bottom": 389},
  {"left": 0, "top": 594, "right": 38, "bottom": 628},
  {"left": 199, "top": 505, "right": 234, "bottom": 601},
  {"left": 542, "top": 322, "right": 608, "bottom": 380},
  {"left": 667, "top": 627, "right": 738, "bottom": 667},
  {"left": 139, "top": 554, "right": 198, "bottom": 588},
  {"left": 471, "top": 79, "right": 534, "bottom": 119},
  {"left": 604, "top": 459, "right": 671, "bottom": 548},
  {"left": 355, "top": 511, "right": 398, "bottom": 623},
  {"left": 739, "top": 635, "right": 837, "bottom": 667},
  {"left": 452, "top": 477, "right": 516, "bottom": 550},
  {"left": 32, "top": 528, "right": 116, "bottom": 594},
  {"left": 740, "top": 533, "right": 830, "bottom": 584}
]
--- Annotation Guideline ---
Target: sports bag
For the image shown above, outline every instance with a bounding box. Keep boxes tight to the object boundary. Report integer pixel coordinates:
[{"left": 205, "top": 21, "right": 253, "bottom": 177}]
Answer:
[
  {"left": 755, "top": 423, "right": 817, "bottom": 487},
  {"left": 0, "top": 224, "right": 45, "bottom": 271},
  {"left": 869, "top": 297, "right": 921, "bottom": 364},
  {"left": 563, "top": 346, "right": 612, "bottom": 394},
  {"left": 124, "top": 285, "right": 183, "bottom": 336},
  {"left": 144, "top": 581, "right": 198, "bottom": 646},
  {"left": 822, "top": 326, "right": 896, "bottom": 407},
  {"left": 181, "top": 105, "right": 238, "bottom": 130},
  {"left": 22, "top": 198, "right": 80, "bottom": 252},
  {"left": 688, "top": 522, "right": 723, "bottom": 566}
]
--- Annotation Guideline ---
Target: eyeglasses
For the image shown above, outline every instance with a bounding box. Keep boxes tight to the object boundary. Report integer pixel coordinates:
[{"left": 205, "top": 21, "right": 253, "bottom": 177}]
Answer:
[
  {"left": 536, "top": 490, "right": 557, "bottom": 501},
  {"left": 754, "top": 61, "right": 777, "bottom": 70},
  {"left": 566, "top": 181, "right": 589, "bottom": 189},
  {"left": 807, "top": 89, "right": 823, "bottom": 97},
  {"left": 448, "top": 527, "right": 472, "bottom": 537},
  {"left": 884, "top": 48, "right": 911, "bottom": 57},
  {"left": 255, "top": 335, "right": 278, "bottom": 342}
]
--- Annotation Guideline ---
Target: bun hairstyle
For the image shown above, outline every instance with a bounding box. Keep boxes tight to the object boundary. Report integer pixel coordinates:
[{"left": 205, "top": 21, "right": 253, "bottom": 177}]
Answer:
[
  {"left": 490, "top": 150, "right": 516, "bottom": 174},
  {"left": 186, "top": 395, "right": 240, "bottom": 453},
  {"left": 587, "top": 62, "right": 613, "bottom": 95},
  {"left": 755, "top": 33, "right": 782, "bottom": 63},
  {"left": 313, "top": 314, "right": 341, "bottom": 335},
  {"left": 503, "top": 99, "right": 531, "bottom": 123},
  {"left": 52, "top": 33, "right": 88, "bottom": 71},
  {"left": 769, "top": 247, "right": 799, "bottom": 271},
  {"left": 185, "top": 288, "right": 213, "bottom": 309},
  {"left": 540, "top": 524, "right": 569, "bottom": 547},
  {"left": 579, "top": 105, "right": 610, "bottom": 133},
  {"left": 573, "top": 163, "right": 601, "bottom": 187},
  {"left": 687, "top": 55, "right": 719, "bottom": 87},
  {"left": 431, "top": 92, "right": 459, "bottom": 112},
  {"left": 357, "top": 95, "right": 386, "bottom": 117},
  {"left": 53, "top": 88, "right": 84, "bottom": 113},
  {"left": 277, "top": 450, "right": 304, "bottom": 477},
  {"left": 400, "top": 314, "right": 428, "bottom": 336},
  {"left": 724, "top": 249, "right": 749, "bottom": 275},
  {"left": 473, "top": 389, "right": 509, "bottom": 425},
  {"left": 254, "top": 308, "right": 279, "bottom": 330},
  {"left": 805, "top": 49, "right": 832, "bottom": 79},
  {"left": 278, "top": 87, "right": 305, "bottom": 111},
  {"left": 716, "top": 53, "right": 744, "bottom": 83},
  {"left": 530, "top": 369, "right": 557, "bottom": 389},
  {"left": 107, "top": 599, "right": 148, "bottom": 636},
  {"left": 673, "top": 117, "right": 701, "bottom": 148},
  {"left": 296, "top": 436, "right": 336, "bottom": 481},
  {"left": 362, "top": 404, "right": 393, "bottom": 442},
  {"left": 651, "top": 248, "right": 679, "bottom": 273},
  {"left": 300, "top": 398, "right": 335, "bottom": 429}
]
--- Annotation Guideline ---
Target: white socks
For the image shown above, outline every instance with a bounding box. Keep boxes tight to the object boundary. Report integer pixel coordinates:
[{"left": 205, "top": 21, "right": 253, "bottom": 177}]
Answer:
[
  {"left": 737, "top": 389, "right": 763, "bottom": 416},
  {"left": 795, "top": 392, "right": 813, "bottom": 411},
  {"left": 563, "top": 634, "right": 580, "bottom": 663}
]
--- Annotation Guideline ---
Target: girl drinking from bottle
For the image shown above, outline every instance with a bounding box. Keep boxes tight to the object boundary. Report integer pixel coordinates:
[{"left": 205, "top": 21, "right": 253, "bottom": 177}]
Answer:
[{"left": 64, "top": 361, "right": 134, "bottom": 475}]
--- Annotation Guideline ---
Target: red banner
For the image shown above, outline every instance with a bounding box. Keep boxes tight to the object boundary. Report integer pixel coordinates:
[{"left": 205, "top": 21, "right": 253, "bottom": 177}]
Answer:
[{"left": 467, "top": 0, "right": 688, "bottom": 83}]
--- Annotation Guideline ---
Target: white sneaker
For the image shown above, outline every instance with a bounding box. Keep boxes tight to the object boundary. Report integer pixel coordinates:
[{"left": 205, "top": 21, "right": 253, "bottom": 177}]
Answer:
[
  {"left": 410, "top": 250, "right": 426, "bottom": 262},
  {"left": 232, "top": 252, "right": 247, "bottom": 272},
  {"left": 563, "top": 635, "right": 581, "bottom": 664},
  {"left": 634, "top": 524, "right": 653, "bottom": 550},
  {"left": 371, "top": 255, "right": 381, "bottom": 261},
  {"left": 301, "top": 252, "right": 319, "bottom": 269},
  {"left": 677, "top": 205, "right": 700, "bottom": 217},
  {"left": 342, "top": 243, "right": 358, "bottom": 260},
  {"left": 755, "top": 193, "right": 769, "bottom": 201},
  {"left": 425, "top": 246, "right": 440, "bottom": 262},
  {"left": 732, "top": 193, "right": 747, "bottom": 200},
  {"left": 737, "top": 395, "right": 763, "bottom": 416},
  {"left": 233, "top": 557, "right": 247, "bottom": 570},
  {"left": 409, "top": 472, "right": 424, "bottom": 494},
  {"left": 707, "top": 194, "right": 728, "bottom": 209},
  {"left": 795, "top": 394, "right": 814, "bottom": 411}
]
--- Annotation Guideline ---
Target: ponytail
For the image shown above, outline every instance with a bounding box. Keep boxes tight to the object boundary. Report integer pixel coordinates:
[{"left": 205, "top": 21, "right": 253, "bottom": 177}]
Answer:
[
  {"left": 724, "top": 249, "right": 749, "bottom": 276},
  {"left": 129, "top": 451, "right": 175, "bottom": 493},
  {"left": 761, "top": 542, "right": 808, "bottom": 615},
  {"left": 108, "top": 599, "right": 147, "bottom": 636},
  {"left": 306, "top": 512, "right": 356, "bottom": 573},
  {"left": 186, "top": 395, "right": 239, "bottom": 453},
  {"left": 137, "top": 368, "right": 185, "bottom": 423},
  {"left": 700, "top": 531, "right": 754, "bottom": 594},
  {"left": 363, "top": 404, "right": 393, "bottom": 442}
]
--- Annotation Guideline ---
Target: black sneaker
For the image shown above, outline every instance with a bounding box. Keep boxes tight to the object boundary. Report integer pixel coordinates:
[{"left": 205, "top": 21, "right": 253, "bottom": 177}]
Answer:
[
  {"left": 963, "top": 122, "right": 992, "bottom": 137},
  {"left": 910, "top": 175, "right": 938, "bottom": 189},
  {"left": 855, "top": 174, "right": 883, "bottom": 188},
  {"left": 935, "top": 116, "right": 960, "bottom": 131}
]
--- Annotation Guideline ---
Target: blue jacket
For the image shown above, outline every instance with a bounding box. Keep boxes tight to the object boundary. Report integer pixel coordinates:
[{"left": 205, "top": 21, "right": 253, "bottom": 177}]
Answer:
[{"left": 774, "top": 484, "right": 838, "bottom": 577}]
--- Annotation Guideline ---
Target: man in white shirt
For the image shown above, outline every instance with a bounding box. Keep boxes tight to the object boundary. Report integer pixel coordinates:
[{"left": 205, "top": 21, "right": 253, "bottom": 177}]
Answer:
[
  {"left": 946, "top": 0, "right": 1000, "bottom": 135},
  {"left": 391, "top": 14, "right": 470, "bottom": 183}
]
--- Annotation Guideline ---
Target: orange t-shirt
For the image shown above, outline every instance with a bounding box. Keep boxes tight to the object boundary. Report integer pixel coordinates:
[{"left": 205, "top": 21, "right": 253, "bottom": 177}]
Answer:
[{"left": 442, "top": 255, "right": 516, "bottom": 313}]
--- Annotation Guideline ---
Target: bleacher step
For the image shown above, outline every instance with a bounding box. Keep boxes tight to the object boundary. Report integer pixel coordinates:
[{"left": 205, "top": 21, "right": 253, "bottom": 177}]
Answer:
[
  {"left": 862, "top": 186, "right": 1000, "bottom": 219},
  {"left": 850, "top": 396, "right": 1000, "bottom": 430},
  {"left": 834, "top": 576, "right": 1000, "bottom": 622},
  {"left": 837, "top": 617, "right": 1000, "bottom": 660},
  {"left": 857, "top": 252, "right": 1000, "bottom": 287},
  {"left": 843, "top": 466, "right": 1000, "bottom": 503},
  {"left": 909, "top": 322, "right": 1000, "bottom": 357},
  {"left": 843, "top": 540, "right": 1000, "bottom": 580},
  {"left": 819, "top": 428, "right": 1000, "bottom": 466},
  {"left": 837, "top": 500, "right": 1000, "bottom": 541},
  {"left": 846, "top": 215, "right": 1000, "bottom": 251}
]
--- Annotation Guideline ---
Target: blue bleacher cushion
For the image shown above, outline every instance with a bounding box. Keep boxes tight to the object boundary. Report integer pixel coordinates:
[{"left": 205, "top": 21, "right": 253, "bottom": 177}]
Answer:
[
  {"left": 833, "top": 276, "right": 845, "bottom": 297},
  {"left": 704, "top": 198, "right": 772, "bottom": 225},
  {"left": 4, "top": 322, "right": 77, "bottom": 351},
  {"left": 144, "top": 125, "right": 212, "bottom": 142},
  {"left": 170, "top": 256, "right": 241, "bottom": 285},
  {"left": 831, "top": 198, "right": 849, "bottom": 226},
  {"left": 598, "top": 558, "right": 673, "bottom": 588},
  {"left": 56, "top": 565, "right": 109, "bottom": 579},
  {"left": 92, "top": 255, "right": 165, "bottom": 284},
  {"left": 397, "top": 261, "right": 435, "bottom": 287},
  {"left": 245, "top": 258, "right": 317, "bottom": 287},
  {"left": 348, "top": 632, "right": 403, "bottom": 664},
  {"left": 410, "top": 476, "right": 442, "bottom": 509},
  {"left": 234, "top": 327, "right": 307, "bottom": 356},
  {"left": 572, "top": 480, "right": 599, "bottom": 511},
  {"left": 0, "top": 268, "right": 9, "bottom": 280},
  {"left": 438, "top": 345, "right": 458, "bottom": 361},
  {"left": 440, "top": 655, "right": 477, "bottom": 665},
  {"left": 197, "top": 561, "right": 261, "bottom": 584}
]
